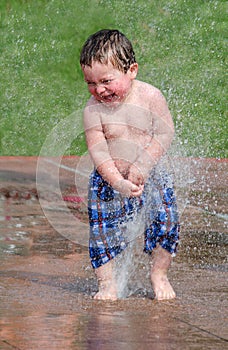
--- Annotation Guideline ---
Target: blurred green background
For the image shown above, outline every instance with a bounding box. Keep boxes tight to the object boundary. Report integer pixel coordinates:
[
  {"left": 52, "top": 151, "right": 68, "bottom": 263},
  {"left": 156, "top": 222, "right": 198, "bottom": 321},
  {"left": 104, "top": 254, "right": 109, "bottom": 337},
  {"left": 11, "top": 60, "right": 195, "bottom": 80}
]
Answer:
[{"left": 0, "top": 0, "right": 227, "bottom": 157}]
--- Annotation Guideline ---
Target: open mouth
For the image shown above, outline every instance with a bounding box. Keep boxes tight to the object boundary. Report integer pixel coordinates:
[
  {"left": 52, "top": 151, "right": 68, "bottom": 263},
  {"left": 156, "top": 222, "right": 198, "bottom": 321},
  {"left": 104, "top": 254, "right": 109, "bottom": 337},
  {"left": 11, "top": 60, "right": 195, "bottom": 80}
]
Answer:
[{"left": 100, "top": 93, "right": 117, "bottom": 102}]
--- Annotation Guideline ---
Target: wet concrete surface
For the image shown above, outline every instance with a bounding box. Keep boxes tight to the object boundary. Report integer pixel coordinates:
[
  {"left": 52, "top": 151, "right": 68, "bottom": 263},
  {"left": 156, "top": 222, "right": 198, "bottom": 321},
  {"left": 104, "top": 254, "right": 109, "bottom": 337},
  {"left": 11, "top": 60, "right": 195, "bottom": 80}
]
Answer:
[{"left": 0, "top": 156, "right": 227, "bottom": 349}]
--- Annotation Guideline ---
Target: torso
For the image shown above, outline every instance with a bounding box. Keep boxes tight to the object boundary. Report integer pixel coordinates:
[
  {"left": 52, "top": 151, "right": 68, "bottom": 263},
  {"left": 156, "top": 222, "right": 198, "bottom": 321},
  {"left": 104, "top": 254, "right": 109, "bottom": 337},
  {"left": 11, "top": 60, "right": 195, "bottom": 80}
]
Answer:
[{"left": 86, "top": 80, "right": 161, "bottom": 176}]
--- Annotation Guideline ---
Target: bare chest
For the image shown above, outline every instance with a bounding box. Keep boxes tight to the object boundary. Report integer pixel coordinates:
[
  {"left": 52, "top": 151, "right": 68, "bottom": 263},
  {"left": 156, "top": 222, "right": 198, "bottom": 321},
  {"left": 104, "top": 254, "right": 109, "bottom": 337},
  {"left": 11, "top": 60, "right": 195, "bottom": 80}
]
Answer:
[{"left": 100, "top": 105, "right": 153, "bottom": 140}]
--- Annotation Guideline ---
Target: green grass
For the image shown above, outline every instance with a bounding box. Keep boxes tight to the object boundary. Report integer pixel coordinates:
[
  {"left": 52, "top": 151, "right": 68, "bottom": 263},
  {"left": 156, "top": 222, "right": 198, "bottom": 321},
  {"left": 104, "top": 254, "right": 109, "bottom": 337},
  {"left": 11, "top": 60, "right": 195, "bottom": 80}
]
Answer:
[{"left": 0, "top": 0, "right": 227, "bottom": 157}]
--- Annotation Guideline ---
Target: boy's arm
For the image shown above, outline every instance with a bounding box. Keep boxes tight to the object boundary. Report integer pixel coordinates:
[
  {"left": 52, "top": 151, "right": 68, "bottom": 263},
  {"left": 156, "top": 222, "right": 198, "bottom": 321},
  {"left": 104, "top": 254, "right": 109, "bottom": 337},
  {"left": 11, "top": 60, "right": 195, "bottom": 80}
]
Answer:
[
  {"left": 84, "top": 107, "right": 123, "bottom": 186},
  {"left": 128, "top": 90, "right": 174, "bottom": 183},
  {"left": 84, "top": 106, "right": 143, "bottom": 196}
]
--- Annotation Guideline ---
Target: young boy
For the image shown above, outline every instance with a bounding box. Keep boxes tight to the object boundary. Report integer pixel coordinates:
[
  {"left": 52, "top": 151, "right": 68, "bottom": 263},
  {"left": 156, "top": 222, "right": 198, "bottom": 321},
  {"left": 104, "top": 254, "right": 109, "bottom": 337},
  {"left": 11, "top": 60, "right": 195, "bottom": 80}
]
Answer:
[{"left": 80, "top": 29, "right": 179, "bottom": 301}]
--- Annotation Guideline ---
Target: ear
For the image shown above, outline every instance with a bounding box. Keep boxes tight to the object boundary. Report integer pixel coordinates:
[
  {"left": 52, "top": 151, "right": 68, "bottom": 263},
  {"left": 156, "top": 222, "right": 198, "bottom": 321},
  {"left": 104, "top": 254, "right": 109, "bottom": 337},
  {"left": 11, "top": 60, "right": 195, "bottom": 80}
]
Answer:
[{"left": 128, "top": 63, "right": 138, "bottom": 79}]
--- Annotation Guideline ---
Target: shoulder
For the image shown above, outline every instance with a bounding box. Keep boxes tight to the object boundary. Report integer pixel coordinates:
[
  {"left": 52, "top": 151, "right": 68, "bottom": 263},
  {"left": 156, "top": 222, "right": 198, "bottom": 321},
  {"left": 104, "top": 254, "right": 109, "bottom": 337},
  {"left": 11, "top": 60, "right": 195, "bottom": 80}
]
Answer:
[
  {"left": 83, "top": 97, "right": 103, "bottom": 130},
  {"left": 132, "top": 80, "right": 167, "bottom": 109},
  {"left": 133, "top": 80, "right": 173, "bottom": 125},
  {"left": 134, "top": 80, "right": 164, "bottom": 99}
]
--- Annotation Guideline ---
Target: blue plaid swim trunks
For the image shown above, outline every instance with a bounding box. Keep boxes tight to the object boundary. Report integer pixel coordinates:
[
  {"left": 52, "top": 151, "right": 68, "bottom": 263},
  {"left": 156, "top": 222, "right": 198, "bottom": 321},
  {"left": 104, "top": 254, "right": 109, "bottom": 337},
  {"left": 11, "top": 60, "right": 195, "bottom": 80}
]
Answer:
[{"left": 88, "top": 169, "right": 180, "bottom": 269}]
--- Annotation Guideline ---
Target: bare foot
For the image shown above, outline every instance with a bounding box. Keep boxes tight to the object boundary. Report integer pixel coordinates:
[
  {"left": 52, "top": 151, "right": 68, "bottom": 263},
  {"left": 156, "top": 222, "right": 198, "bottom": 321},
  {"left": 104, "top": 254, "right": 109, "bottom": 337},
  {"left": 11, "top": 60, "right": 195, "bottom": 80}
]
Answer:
[
  {"left": 94, "top": 280, "right": 117, "bottom": 301},
  {"left": 151, "top": 271, "right": 176, "bottom": 300},
  {"left": 151, "top": 245, "right": 176, "bottom": 301},
  {"left": 93, "top": 261, "right": 118, "bottom": 301}
]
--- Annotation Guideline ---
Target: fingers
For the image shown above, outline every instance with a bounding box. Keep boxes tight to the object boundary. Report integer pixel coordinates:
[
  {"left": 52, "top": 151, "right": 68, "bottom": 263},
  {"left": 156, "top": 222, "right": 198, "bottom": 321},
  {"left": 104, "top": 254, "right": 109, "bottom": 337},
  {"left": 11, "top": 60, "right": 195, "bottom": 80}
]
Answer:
[
  {"left": 130, "top": 184, "right": 144, "bottom": 197},
  {"left": 113, "top": 179, "right": 143, "bottom": 197},
  {"left": 127, "top": 166, "right": 145, "bottom": 186}
]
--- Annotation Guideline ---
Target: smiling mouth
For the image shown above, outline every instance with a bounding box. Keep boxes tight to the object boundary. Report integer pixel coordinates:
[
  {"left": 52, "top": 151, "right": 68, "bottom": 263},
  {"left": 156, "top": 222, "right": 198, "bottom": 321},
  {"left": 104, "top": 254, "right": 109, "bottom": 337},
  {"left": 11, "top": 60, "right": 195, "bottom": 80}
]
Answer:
[{"left": 100, "top": 93, "right": 118, "bottom": 102}]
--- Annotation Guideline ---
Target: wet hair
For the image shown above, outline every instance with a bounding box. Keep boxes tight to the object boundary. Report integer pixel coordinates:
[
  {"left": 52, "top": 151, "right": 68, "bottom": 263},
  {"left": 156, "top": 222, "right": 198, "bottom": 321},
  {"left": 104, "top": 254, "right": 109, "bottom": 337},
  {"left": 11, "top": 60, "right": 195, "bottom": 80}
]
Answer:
[{"left": 80, "top": 29, "right": 136, "bottom": 73}]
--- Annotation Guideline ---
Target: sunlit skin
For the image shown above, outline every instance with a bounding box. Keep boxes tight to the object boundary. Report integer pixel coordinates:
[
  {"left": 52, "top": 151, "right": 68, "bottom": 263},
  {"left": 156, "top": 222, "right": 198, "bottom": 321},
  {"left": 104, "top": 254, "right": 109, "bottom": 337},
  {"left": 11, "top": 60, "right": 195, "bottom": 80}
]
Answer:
[{"left": 82, "top": 60, "right": 176, "bottom": 301}]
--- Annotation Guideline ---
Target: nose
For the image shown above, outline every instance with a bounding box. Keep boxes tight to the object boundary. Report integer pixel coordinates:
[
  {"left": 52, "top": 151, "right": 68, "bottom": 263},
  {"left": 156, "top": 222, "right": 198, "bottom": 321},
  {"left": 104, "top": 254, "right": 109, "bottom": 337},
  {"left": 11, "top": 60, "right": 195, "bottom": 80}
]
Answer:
[{"left": 95, "top": 85, "right": 106, "bottom": 94}]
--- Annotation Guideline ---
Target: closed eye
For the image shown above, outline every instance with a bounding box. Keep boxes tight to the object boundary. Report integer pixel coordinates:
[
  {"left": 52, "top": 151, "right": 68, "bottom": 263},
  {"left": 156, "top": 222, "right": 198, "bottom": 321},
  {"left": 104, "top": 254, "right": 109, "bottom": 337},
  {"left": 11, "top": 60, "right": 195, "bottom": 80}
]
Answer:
[
  {"left": 101, "top": 79, "right": 113, "bottom": 85},
  {"left": 85, "top": 79, "right": 114, "bottom": 87},
  {"left": 86, "top": 81, "right": 96, "bottom": 86}
]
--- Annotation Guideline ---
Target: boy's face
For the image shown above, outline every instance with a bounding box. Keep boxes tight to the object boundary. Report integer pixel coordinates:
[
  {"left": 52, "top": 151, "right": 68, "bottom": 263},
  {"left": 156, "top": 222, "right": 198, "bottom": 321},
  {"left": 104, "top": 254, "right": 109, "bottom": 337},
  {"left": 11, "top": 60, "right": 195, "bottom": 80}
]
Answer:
[{"left": 82, "top": 61, "right": 138, "bottom": 104}]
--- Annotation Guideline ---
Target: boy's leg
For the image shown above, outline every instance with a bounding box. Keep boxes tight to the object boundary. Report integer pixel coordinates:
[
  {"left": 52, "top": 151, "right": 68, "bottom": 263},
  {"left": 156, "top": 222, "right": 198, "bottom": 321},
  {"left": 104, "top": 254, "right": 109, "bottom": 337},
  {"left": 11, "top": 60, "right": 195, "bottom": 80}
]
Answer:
[
  {"left": 94, "top": 260, "right": 117, "bottom": 300},
  {"left": 144, "top": 181, "right": 179, "bottom": 300},
  {"left": 151, "top": 245, "right": 176, "bottom": 300},
  {"left": 88, "top": 170, "right": 128, "bottom": 301}
]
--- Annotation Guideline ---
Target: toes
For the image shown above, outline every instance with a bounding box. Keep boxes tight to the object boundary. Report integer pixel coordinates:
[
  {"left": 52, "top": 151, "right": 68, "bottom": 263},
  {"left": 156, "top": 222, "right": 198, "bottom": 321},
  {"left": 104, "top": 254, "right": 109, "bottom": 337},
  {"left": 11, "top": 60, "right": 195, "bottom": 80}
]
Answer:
[
  {"left": 93, "top": 291, "right": 117, "bottom": 301},
  {"left": 155, "top": 289, "right": 176, "bottom": 301}
]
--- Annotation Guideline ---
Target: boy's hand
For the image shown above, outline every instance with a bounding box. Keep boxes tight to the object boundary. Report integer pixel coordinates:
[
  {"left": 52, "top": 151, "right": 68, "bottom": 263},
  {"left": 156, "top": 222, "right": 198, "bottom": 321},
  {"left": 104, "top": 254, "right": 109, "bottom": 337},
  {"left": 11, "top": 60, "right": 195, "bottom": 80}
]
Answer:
[
  {"left": 113, "top": 179, "right": 144, "bottom": 197},
  {"left": 127, "top": 163, "right": 146, "bottom": 186}
]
